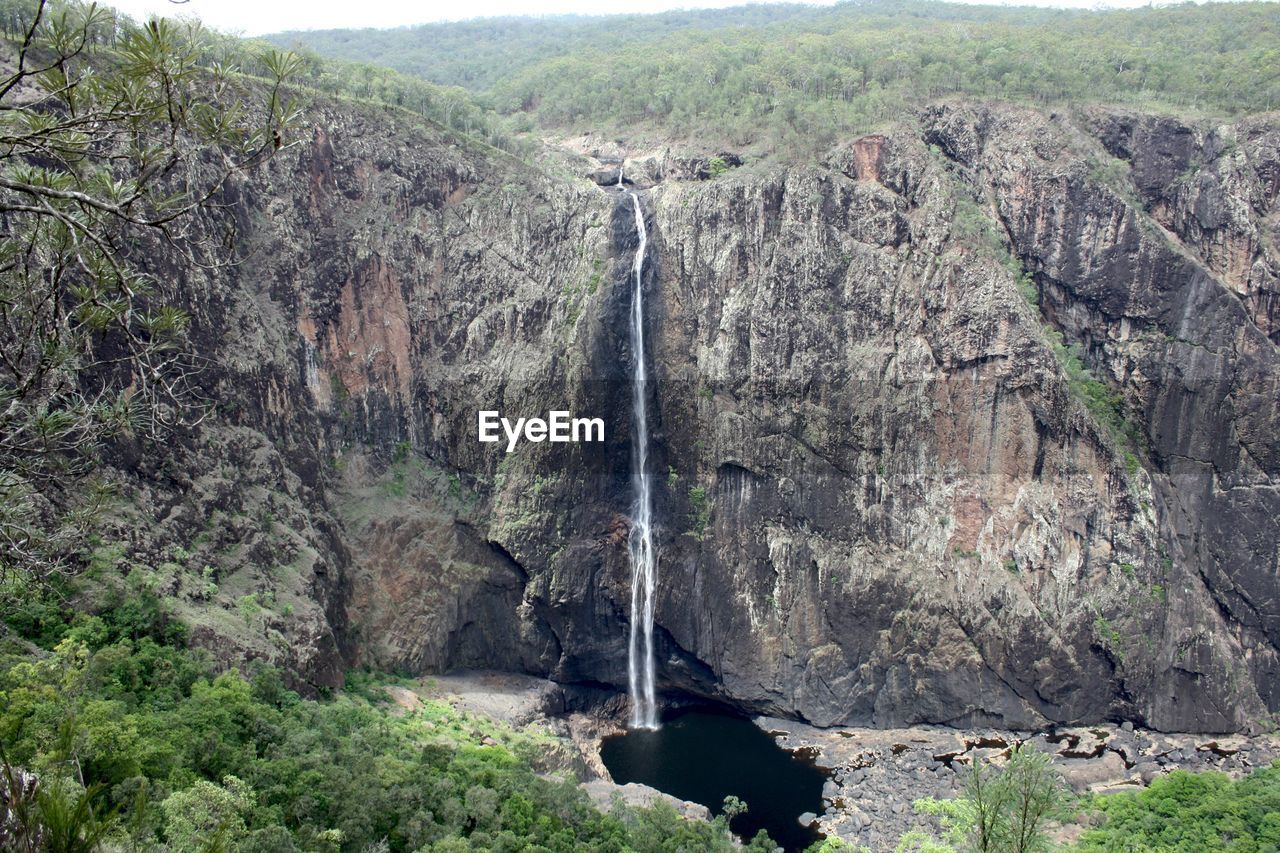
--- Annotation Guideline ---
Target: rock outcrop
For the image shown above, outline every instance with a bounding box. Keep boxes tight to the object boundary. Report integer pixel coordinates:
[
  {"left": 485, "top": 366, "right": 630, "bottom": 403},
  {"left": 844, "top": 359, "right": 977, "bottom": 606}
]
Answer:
[
  {"left": 760, "top": 716, "right": 1280, "bottom": 849},
  {"left": 117, "top": 95, "right": 1280, "bottom": 732}
]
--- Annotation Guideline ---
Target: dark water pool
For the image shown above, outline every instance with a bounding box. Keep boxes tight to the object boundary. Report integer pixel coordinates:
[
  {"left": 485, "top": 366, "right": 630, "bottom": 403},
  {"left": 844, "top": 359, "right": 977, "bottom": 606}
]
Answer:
[{"left": 599, "top": 708, "right": 826, "bottom": 851}]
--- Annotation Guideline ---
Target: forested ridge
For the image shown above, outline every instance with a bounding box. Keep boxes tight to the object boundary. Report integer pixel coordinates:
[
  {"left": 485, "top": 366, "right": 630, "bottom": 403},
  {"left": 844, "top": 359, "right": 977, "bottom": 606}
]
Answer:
[{"left": 270, "top": 0, "right": 1280, "bottom": 149}]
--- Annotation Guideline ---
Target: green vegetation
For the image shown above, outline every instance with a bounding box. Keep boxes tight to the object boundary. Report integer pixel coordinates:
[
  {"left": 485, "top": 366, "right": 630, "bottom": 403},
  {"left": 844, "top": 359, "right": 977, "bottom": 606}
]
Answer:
[
  {"left": 1015, "top": 272, "right": 1039, "bottom": 307},
  {"left": 1045, "top": 329, "right": 1146, "bottom": 474},
  {"left": 1, "top": 584, "right": 767, "bottom": 851},
  {"left": 688, "top": 486, "right": 711, "bottom": 539},
  {"left": 0, "top": 0, "right": 297, "bottom": 597},
  {"left": 1092, "top": 614, "right": 1125, "bottom": 661},
  {"left": 904, "top": 744, "right": 1073, "bottom": 852},
  {"left": 1, "top": 3, "right": 1271, "bottom": 850},
  {"left": 287, "top": 53, "right": 528, "bottom": 153},
  {"left": 270, "top": 1, "right": 1280, "bottom": 152},
  {"left": 947, "top": 192, "right": 1039, "bottom": 314},
  {"left": 1077, "top": 765, "right": 1280, "bottom": 851},
  {"left": 951, "top": 193, "right": 1006, "bottom": 250},
  {"left": 1086, "top": 154, "right": 1137, "bottom": 203},
  {"left": 0, "top": 7, "right": 744, "bottom": 845},
  {"left": 898, "top": 750, "right": 1280, "bottom": 851},
  {"left": 587, "top": 258, "right": 605, "bottom": 295}
]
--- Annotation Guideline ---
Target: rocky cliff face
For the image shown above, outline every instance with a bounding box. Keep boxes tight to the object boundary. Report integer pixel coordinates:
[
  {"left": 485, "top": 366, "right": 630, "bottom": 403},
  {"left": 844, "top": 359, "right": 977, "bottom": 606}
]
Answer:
[{"left": 118, "top": 96, "right": 1280, "bottom": 732}]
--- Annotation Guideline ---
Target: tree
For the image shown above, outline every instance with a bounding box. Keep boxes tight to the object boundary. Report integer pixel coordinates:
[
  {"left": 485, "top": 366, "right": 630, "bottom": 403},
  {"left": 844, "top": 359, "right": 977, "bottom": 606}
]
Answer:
[
  {"left": 721, "top": 794, "right": 747, "bottom": 820},
  {"left": 0, "top": 0, "right": 299, "bottom": 595},
  {"left": 1077, "top": 764, "right": 1280, "bottom": 850},
  {"left": 0, "top": 750, "right": 121, "bottom": 853},
  {"left": 910, "top": 744, "right": 1073, "bottom": 852},
  {"left": 160, "top": 774, "right": 254, "bottom": 851},
  {"left": 1002, "top": 745, "right": 1072, "bottom": 852}
]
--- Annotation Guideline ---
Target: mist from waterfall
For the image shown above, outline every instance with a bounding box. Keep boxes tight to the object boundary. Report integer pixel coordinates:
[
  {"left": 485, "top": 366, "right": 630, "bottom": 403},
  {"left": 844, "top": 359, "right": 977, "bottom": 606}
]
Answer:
[{"left": 625, "top": 181, "right": 659, "bottom": 731}]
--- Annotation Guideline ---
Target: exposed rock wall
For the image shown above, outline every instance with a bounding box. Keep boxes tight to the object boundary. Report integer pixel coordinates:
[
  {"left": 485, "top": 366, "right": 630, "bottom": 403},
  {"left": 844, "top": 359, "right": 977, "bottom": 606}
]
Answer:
[
  {"left": 123, "top": 96, "right": 1280, "bottom": 732},
  {"left": 915, "top": 103, "right": 1280, "bottom": 730}
]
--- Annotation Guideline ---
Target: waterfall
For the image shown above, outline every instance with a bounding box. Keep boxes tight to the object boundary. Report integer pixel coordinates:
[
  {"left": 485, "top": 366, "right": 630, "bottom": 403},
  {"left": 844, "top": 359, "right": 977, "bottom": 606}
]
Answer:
[{"left": 625, "top": 187, "right": 659, "bottom": 730}]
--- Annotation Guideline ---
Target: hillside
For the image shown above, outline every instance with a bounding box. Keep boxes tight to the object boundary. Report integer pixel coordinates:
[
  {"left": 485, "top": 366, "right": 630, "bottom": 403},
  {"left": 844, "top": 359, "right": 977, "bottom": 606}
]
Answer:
[{"left": 269, "top": 0, "right": 1280, "bottom": 149}]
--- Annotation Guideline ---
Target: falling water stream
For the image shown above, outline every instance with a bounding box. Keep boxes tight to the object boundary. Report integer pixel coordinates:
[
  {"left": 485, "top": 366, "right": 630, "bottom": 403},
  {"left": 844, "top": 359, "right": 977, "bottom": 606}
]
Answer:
[
  {"left": 622, "top": 166, "right": 659, "bottom": 730},
  {"left": 605, "top": 167, "right": 829, "bottom": 852}
]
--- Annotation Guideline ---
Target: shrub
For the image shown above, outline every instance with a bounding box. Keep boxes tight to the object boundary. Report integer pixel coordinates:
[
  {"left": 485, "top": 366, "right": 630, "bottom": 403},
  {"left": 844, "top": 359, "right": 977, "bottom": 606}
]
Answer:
[
  {"left": 1077, "top": 764, "right": 1280, "bottom": 851},
  {"left": 689, "top": 486, "right": 711, "bottom": 538},
  {"left": 910, "top": 744, "right": 1073, "bottom": 852}
]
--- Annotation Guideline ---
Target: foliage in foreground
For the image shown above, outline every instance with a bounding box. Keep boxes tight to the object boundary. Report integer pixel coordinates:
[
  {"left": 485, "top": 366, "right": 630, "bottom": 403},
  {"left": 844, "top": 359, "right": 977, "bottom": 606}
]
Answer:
[
  {"left": 1075, "top": 764, "right": 1280, "bottom": 852},
  {"left": 898, "top": 744, "right": 1073, "bottom": 852},
  {"left": 0, "top": 0, "right": 298, "bottom": 599},
  {"left": 890, "top": 742, "right": 1280, "bottom": 853},
  {"left": 0, "top": 587, "right": 766, "bottom": 851}
]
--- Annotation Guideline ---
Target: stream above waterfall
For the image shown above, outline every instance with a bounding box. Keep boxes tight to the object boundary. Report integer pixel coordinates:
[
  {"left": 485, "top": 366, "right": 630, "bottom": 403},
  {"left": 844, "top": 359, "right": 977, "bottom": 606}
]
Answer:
[{"left": 600, "top": 707, "right": 827, "bottom": 851}]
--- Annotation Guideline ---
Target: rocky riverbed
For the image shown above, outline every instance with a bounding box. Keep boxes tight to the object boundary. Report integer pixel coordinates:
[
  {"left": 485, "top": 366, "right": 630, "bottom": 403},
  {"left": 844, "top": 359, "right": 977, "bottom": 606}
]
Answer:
[
  {"left": 398, "top": 672, "right": 1280, "bottom": 851},
  {"left": 760, "top": 716, "right": 1280, "bottom": 850}
]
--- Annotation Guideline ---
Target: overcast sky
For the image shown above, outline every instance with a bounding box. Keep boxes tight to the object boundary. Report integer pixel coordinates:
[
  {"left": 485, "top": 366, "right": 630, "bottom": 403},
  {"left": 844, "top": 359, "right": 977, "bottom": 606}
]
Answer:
[{"left": 103, "top": 0, "right": 1181, "bottom": 37}]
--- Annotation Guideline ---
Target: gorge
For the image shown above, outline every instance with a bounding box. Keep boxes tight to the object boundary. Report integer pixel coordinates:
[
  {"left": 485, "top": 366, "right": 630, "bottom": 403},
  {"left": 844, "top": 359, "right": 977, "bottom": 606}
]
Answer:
[
  {"left": 102, "top": 97, "right": 1280, "bottom": 737},
  {"left": 110, "top": 96, "right": 1280, "bottom": 740},
  {"left": 5, "top": 2, "right": 1280, "bottom": 847}
]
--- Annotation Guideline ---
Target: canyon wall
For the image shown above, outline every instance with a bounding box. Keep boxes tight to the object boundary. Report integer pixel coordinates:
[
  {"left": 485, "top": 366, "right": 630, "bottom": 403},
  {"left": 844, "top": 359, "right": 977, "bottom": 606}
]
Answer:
[{"left": 119, "top": 97, "right": 1280, "bottom": 732}]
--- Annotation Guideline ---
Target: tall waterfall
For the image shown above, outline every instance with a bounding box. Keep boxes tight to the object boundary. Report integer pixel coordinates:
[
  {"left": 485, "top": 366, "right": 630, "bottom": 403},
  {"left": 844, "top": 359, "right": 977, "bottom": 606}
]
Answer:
[{"left": 625, "top": 186, "right": 659, "bottom": 730}]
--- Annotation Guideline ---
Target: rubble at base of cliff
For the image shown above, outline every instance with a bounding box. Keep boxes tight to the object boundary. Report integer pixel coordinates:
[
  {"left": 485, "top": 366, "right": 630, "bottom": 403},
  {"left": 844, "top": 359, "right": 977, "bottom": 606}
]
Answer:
[
  {"left": 760, "top": 716, "right": 1280, "bottom": 850},
  {"left": 379, "top": 672, "right": 1280, "bottom": 852}
]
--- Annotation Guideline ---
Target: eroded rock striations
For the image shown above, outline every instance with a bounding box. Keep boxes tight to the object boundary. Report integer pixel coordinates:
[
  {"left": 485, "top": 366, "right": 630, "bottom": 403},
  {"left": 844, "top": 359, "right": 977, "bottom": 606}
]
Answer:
[{"left": 116, "top": 96, "right": 1280, "bottom": 733}]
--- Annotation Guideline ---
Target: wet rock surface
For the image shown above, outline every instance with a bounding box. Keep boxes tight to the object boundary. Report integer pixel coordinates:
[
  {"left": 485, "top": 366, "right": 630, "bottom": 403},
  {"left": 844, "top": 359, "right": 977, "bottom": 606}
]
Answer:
[{"left": 759, "top": 716, "right": 1280, "bottom": 850}]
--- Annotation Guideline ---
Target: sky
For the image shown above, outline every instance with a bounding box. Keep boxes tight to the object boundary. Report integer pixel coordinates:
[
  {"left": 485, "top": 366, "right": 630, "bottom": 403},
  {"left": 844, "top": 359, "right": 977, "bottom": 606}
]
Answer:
[{"left": 104, "top": 0, "right": 1182, "bottom": 37}]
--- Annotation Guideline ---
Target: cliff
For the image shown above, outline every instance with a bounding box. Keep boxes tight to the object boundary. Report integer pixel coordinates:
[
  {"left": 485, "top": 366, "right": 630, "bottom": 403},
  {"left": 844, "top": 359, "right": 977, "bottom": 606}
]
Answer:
[{"left": 111, "top": 96, "right": 1280, "bottom": 733}]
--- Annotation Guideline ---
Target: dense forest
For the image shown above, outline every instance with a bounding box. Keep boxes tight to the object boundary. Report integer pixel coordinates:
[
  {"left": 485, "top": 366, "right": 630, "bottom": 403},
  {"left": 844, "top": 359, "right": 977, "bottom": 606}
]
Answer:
[
  {"left": 2, "top": 582, "right": 775, "bottom": 850},
  {"left": 0, "top": 0, "right": 524, "bottom": 153},
  {"left": 270, "top": 0, "right": 1280, "bottom": 149}
]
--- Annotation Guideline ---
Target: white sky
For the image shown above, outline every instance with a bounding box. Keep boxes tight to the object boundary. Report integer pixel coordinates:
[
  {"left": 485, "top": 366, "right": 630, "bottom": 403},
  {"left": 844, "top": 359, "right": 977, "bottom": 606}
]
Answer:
[{"left": 104, "top": 0, "right": 1181, "bottom": 37}]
